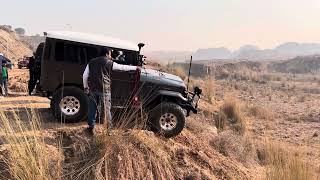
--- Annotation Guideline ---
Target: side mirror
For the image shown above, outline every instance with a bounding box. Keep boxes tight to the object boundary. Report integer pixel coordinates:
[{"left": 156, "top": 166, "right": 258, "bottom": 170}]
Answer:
[{"left": 138, "top": 43, "right": 145, "bottom": 51}]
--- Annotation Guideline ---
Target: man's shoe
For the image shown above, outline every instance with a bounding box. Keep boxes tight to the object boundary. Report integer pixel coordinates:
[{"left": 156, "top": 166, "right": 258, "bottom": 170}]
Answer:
[{"left": 85, "top": 127, "right": 94, "bottom": 135}]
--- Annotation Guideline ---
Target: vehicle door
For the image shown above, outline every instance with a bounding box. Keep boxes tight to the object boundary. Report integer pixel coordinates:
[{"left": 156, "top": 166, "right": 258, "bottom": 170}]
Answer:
[{"left": 111, "top": 64, "right": 138, "bottom": 107}]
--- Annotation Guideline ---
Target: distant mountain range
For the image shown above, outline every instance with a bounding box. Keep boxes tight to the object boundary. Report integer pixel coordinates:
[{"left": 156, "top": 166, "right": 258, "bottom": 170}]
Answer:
[{"left": 146, "top": 42, "right": 320, "bottom": 62}]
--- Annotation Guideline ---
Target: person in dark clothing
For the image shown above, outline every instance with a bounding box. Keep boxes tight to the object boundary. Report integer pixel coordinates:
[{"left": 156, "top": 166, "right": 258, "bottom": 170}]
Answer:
[
  {"left": 83, "top": 48, "right": 113, "bottom": 134},
  {"left": 28, "top": 56, "right": 36, "bottom": 95}
]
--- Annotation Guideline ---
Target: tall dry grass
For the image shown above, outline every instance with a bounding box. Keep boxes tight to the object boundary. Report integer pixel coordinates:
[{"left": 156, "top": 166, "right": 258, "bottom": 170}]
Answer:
[
  {"left": 202, "top": 76, "right": 215, "bottom": 104},
  {"left": 247, "top": 104, "right": 274, "bottom": 121},
  {"left": 210, "top": 131, "right": 255, "bottom": 164},
  {"left": 262, "top": 140, "right": 314, "bottom": 180},
  {"left": 0, "top": 109, "right": 62, "bottom": 180},
  {"left": 63, "top": 130, "right": 175, "bottom": 180},
  {"left": 215, "top": 97, "right": 247, "bottom": 135}
]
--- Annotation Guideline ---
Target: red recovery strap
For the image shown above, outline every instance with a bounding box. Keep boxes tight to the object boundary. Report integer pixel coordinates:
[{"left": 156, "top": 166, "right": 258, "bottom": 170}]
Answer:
[{"left": 132, "top": 67, "right": 141, "bottom": 106}]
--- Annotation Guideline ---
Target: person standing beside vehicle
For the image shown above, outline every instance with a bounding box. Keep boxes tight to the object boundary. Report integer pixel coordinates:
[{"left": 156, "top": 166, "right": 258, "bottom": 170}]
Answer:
[
  {"left": 83, "top": 48, "right": 114, "bottom": 134},
  {"left": 2, "top": 63, "right": 9, "bottom": 96},
  {"left": 28, "top": 56, "right": 36, "bottom": 95}
]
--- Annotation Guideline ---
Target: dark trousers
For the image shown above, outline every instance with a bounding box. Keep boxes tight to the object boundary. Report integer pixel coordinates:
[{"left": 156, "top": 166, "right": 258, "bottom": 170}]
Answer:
[
  {"left": 28, "top": 73, "right": 37, "bottom": 95},
  {"left": 88, "top": 91, "right": 112, "bottom": 129}
]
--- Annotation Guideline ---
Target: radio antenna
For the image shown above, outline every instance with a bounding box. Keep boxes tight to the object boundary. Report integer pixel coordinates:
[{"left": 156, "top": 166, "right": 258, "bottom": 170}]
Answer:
[{"left": 187, "top": 56, "right": 193, "bottom": 92}]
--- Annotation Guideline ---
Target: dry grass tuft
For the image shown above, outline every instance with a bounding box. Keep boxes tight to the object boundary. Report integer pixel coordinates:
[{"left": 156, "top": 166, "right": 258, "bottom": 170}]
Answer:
[
  {"left": 210, "top": 131, "right": 255, "bottom": 164},
  {"left": 0, "top": 109, "right": 62, "bottom": 180},
  {"left": 202, "top": 76, "right": 215, "bottom": 104},
  {"left": 215, "top": 97, "right": 247, "bottom": 135},
  {"left": 257, "top": 140, "right": 314, "bottom": 180},
  {"left": 247, "top": 104, "right": 274, "bottom": 121}
]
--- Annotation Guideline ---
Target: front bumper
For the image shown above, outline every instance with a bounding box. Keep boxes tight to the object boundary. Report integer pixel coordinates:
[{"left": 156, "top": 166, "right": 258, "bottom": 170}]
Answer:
[{"left": 179, "top": 87, "right": 202, "bottom": 116}]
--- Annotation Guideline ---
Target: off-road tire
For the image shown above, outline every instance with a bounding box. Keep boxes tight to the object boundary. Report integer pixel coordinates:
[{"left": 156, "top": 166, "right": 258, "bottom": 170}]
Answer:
[
  {"left": 148, "top": 102, "right": 185, "bottom": 138},
  {"left": 52, "top": 86, "right": 89, "bottom": 123}
]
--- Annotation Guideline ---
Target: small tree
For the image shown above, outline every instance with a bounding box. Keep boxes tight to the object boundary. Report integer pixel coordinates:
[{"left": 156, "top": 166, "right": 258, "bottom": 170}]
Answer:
[{"left": 15, "top": 28, "right": 26, "bottom": 35}]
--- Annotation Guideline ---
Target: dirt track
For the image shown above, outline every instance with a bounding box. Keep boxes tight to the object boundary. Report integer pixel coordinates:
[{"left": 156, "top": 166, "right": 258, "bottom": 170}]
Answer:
[{"left": 0, "top": 94, "right": 88, "bottom": 131}]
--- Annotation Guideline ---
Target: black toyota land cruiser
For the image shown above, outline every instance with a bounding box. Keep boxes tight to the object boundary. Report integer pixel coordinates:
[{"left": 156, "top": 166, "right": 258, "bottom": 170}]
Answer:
[{"left": 34, "top": 31, "right": 201, "bottom": 137}]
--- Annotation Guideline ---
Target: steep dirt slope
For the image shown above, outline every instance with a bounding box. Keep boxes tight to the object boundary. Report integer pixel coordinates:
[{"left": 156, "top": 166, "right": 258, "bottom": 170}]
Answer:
[{"left": 0, "top": 29, "right": 32, "bottom": 61}]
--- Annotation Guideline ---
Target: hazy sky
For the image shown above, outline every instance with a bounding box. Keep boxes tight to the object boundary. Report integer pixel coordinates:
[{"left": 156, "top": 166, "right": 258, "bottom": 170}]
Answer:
[{"left": 1, "top": 0, "right": 320, "bottom": 51}]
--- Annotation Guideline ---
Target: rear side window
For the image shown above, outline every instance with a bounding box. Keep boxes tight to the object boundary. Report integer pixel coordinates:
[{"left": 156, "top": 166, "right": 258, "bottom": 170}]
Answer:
[
  {"left": 85, "top": 46, "right": 99, "bottom": 63},
  {"left": 65, "top": 44, "right": 81, "bottom": 63},
  {"left": 55, "top": 42, "right": 64, "bottom": 61},
  {"left": 54, "top": 41, "right": 81, "bottom": 63}
]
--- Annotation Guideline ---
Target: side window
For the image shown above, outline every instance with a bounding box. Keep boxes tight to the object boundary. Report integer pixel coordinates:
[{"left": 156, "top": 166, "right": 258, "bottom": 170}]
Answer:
[
  {"left": 86, "top": 46, "right": 99, "bottom": 62},
  {"left": 54, "top": 41, "right": 82, "bottom": 63},
  {"left": 55, "top": 42, "right": 64, "bottom": 61},
  {"left": 65, "top": 44, "right": 80, "bottom": 63}
]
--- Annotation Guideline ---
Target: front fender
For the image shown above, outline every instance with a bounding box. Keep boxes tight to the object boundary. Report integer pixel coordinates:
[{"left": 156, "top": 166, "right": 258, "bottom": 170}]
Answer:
[
  {"left": 158, "top": 90, "right": 187, "bottom": 102},
  {"left": 158, "top": 90, "right": 197, "bottom": 116}
]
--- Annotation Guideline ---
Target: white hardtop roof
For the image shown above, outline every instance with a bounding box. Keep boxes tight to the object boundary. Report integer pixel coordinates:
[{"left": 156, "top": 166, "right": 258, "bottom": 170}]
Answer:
[{"left": 45, "top": 31, "right": 139, "bottom": 51}]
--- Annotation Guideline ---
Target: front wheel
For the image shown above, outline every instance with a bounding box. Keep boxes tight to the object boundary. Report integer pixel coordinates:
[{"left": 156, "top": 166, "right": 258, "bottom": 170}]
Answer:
[
  {"left": 51, "top": 86, "right": 89, "bottom": 123},
  {"left": 148, "top": 102, "right": 185, "bottom": 138}
]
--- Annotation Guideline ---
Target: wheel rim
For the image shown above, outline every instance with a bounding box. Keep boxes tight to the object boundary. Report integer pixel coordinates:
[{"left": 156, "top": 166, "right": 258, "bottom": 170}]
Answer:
[
  {"left": 59, "top": 96, "right": 80, "bottom": 116},
  {"left": 159, "top": 113, "right": 177, "bottom": 131}
]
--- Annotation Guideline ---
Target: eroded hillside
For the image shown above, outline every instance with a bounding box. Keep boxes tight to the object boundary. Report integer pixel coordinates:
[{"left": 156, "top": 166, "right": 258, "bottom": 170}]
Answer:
[{"left": 0, "top": 28, "right": 32, "bottom": 61}]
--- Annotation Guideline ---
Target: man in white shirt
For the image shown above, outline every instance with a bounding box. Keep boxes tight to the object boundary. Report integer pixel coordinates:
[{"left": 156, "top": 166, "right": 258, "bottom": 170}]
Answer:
[{"left": 83, "top": 48, "right": 113, "bottom": 134}]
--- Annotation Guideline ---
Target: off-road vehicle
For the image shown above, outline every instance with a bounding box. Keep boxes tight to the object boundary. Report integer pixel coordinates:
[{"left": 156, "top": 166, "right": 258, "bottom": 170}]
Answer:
[
  {"left": 17, "top": 57, "right": 29, "bottom": 69},
  {"left": 34, "top": 31, "right": 201, "bottom": 137}
]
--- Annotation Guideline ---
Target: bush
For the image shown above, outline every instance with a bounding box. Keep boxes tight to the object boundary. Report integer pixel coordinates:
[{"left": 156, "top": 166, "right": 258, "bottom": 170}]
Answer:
[
  {"left": 215, "top": 97, "right": 246, "bottom": 135},
  {"left": 14, "top": 28, "right": 25, "bottom": 36},
  {"left": 202, "top": 76, "right": 215, "bottom": 104},
  {"left": 258, "top": 140, "right": 314, "bottom": 180},
  {"left": 247, "top": 104, "right": 273, "bottom": 121},
  {"left": 210, "top": 131, "right": 255, "bottom": 164}
]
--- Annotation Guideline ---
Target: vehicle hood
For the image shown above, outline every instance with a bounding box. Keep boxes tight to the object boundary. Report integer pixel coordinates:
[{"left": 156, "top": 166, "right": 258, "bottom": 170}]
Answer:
[{"left": 140, "top": 68, "right": 186, "bottom": 88}]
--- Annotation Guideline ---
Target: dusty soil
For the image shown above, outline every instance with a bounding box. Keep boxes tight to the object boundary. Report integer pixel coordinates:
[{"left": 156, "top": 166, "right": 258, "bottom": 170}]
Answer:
[{"left": 1, "top": 66, "right": 320, "bottom": 179}]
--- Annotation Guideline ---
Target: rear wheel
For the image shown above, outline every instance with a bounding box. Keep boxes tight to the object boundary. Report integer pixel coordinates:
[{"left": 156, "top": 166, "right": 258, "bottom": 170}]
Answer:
[
  {"left": 52, "top": 86, "right": 89, "bottom": 123},
  {"left": 148, "top": 102, "right": 185, "bottom": 138}
]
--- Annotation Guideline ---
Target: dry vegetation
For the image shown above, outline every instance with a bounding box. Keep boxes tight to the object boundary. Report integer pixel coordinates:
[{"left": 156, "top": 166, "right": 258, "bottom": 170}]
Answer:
[
  {"left": 215, "top": 97, "right": 247, "bottom": 135},
  {"left": 263, "top": 140, "right": 314, "bottom": 180},
  {"left": 1, "top": 58, "right": 320, "bottom": 179},
  {"left": 0, "top": 109, "right": 62, "bottom": 180}
]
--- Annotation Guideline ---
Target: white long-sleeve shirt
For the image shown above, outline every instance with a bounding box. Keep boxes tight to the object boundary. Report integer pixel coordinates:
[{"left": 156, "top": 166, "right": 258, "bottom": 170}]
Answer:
[
  {"left": 82, "top": 62, "right": 137, "bottom": 89},
  {"left": 82, "top": 65, "right": 90, "bottom": 89}
]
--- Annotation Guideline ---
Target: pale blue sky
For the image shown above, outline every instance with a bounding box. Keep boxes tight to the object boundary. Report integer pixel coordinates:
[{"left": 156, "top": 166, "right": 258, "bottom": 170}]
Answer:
[{"left": 1, "top": 0, "right": 320, "bottom": 51}]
